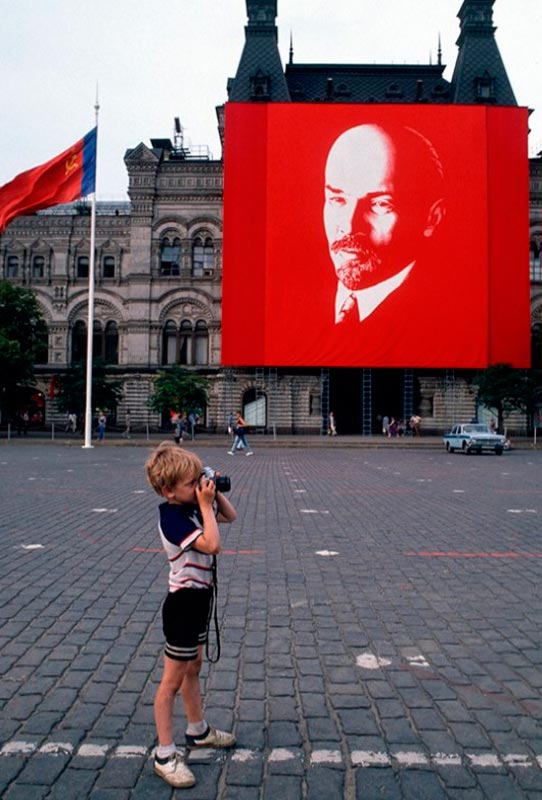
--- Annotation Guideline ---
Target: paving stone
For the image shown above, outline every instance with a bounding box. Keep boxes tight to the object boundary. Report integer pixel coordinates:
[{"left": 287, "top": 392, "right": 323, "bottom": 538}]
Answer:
[{"left": 356, "top": 767, "right": 402, "bottom": 799}]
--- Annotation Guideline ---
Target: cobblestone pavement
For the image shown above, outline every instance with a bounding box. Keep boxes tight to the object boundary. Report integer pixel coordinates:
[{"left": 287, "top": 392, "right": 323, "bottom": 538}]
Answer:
[{"left": 1, "top": 443, "right": 542, "bottom": 799}]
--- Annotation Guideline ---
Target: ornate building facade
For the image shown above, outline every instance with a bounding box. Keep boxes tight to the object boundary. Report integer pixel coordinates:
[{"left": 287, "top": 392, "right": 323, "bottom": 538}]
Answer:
[{"left": 1, "top": 0, "right": 540, "bottom": 433}]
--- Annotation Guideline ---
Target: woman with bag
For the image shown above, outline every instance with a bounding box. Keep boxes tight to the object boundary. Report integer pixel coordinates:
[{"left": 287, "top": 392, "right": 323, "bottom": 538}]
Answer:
[{"left": 227, "top": 411, "right": 253, "bottom": 456}]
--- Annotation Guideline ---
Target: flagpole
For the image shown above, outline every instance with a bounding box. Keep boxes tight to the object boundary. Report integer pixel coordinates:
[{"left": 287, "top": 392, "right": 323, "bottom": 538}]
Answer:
[{"left": 83, "top": 94, "right": 99, "bottom": 449}]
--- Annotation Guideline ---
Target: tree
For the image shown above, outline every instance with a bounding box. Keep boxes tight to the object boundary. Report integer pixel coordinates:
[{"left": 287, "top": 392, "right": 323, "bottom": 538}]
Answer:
[
  {"left": 0, "top": 280, "right": 47, "bottom": 418},
  {"left": 55, "top": 359, "right": 123, "bottom": 419},
  {"left": 148, "top": 365, "right": 209, "bottom": 422},
  {"left": 475, "top": 364, "right": 542, "bottom": 433}
]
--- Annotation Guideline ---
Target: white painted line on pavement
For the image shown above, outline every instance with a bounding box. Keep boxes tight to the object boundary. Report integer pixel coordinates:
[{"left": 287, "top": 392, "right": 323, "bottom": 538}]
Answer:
[
  {"left": 432, "top": 753, "right": 462, "bottom": 766},
  {"left": 351, "top": 751, "right": 391, "bottom": 767},
  {"left": 393, "top": 751, "right": 430, "bottom": 766},
  {"left": 3, "top": 739, "right": 542, "bottom": 773},
  {"left": 77, "top": 744, "right": 111, "bottom": 757},
  {"left": 467, "top": 752, "right": 502, "bottom": 767},
  {"left": 301, "top": 509, "right": 330, "bottom": 514},
  {"left": 315, "top": 550, "right": 339, "bottom": 556},
  {"left": 20, "top": 544, "right": 44, "bottom": 550},
  {"left": 38, "top": 742, "right": 73, "bottom": 755},
  {"left": 91, "top": 508, "right": 118, "bottom": 513},
  {"left": 503, "top": 754, "right": 531, "bottom": 767},
  {"left": 1, "top": 741, "right": 37, "bottom": 756},
  {"left": 507, "top": 509, "right": 537, "bottom": 514},
  {"left": 310, "top": 749, "right": 342, "bottom": 765},
  {"left": 269, "top": 748, "right": 298, "bottom": 762},
  {"left": 406, "top": 654, "right": 430, "bottom": 668},
  {"left": 231, "top": 749, "right": 257, "bottom": 762},
  {"left": 113, "top": 745, "right": 148, "bottom": 758},
  {"left": 356, "top": 652, "right": 392, "bottom": 669}
]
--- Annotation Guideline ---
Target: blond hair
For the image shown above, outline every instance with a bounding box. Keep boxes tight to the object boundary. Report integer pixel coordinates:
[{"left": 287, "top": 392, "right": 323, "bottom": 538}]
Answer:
[{"left": 145, "top": 442, "right": 203, "bottom": 496}]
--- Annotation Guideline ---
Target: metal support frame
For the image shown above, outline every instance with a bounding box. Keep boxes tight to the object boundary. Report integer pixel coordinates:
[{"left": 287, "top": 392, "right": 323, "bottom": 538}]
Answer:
[
  {"left": 320, "top": 368, "right": 330, "bottom": 435},
  {"left": 403, "top": 368, "right": 414, "bottom": 424},
  {"left": 362, "top": 368, "right": 372, "bottom": 435}
]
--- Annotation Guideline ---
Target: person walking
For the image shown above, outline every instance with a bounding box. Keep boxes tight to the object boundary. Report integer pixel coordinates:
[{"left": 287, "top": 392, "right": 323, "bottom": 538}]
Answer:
[
  {"left": 228, "top": 411, "right": 253, "bottom": 456},
  {"left": 122, "top": 410, "right": 132, "bottom": 439},
  {"left": 97, "top": 410, "right": 106, "bottom": 442}
]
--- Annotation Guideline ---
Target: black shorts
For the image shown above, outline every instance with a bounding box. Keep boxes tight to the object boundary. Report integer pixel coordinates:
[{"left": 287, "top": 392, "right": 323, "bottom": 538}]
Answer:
[{"left": 162, "top": 587, "right": 213, "bottom": 661}]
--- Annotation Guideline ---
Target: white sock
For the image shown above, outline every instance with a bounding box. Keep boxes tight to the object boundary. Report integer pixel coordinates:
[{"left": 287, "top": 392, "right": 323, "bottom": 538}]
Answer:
[
  {"left": 186, "top": 720, "right": 208, "bottom": 737},
  {"left": 156, "top": 743, "right": 176, "bottom": 760}
]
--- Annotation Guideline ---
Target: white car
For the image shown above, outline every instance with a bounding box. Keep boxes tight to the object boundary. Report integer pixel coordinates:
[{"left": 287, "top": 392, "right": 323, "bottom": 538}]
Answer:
[{"left": 443, "top": 423, "right": 506, "bottom": 455}]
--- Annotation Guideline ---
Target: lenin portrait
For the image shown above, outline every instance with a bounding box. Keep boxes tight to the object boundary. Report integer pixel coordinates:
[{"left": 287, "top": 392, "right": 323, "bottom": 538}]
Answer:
[{"left": 222, "top": 103, "right": 530, "bottom": 369}]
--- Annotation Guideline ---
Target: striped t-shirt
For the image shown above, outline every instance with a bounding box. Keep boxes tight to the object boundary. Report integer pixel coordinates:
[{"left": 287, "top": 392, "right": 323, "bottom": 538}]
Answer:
[{"left": 158, "top": 502, "right": 214, "bottom": 592}]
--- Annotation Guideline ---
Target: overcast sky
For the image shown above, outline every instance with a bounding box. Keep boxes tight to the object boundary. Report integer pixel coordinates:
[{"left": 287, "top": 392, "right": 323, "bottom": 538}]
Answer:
[{"left": 2, "top": 0, "right": 540, "bottom": 199}]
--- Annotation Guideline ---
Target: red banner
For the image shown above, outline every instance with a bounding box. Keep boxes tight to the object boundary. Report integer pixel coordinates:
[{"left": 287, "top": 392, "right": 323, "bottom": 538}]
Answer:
[{"left": 222, "top": 104, "right": 530, "bottom": 369}]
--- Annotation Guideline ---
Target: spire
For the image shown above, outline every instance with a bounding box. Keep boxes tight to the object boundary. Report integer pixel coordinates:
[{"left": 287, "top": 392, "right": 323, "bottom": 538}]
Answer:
[
  {"left": 437, "top": 33, "right": 442, "bottom": 66},
  {"left": 289, "top": 30, "right": 294, "bottom": 65},
  {"left": 451, "top": 0, "right": 516, "bottom": 104},
  {"left": 228, "top": 1, "right": 290, "bottom": 101}
]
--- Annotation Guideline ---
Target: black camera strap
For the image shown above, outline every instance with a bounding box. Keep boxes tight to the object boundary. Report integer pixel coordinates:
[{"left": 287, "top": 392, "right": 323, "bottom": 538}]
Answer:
[{"left": 205, "top": 555, "right": 221, "bottom": 663}]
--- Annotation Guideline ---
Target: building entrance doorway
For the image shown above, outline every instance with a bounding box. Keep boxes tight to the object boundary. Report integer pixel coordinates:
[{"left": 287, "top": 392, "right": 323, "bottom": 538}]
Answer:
[
  {"left": 328, "top": 368, "right": 417, "bottom": 435},
  {"left": 329, "top": 369, "right": 363, "bottom": 434}
]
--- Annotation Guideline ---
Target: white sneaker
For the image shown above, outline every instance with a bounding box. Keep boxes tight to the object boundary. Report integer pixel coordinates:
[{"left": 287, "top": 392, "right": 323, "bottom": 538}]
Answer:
[
  {"left": 246, "top": 451, "right": 254, "bottom": 456},
  {"left": 227, "top": 451, "right": 234, "bottom": 455},
  {"left": 154, "top": 751, "right": 195, "bottom": 788},
  {"left": 186, "top": 726, "right": 236, "bottom": 749}
]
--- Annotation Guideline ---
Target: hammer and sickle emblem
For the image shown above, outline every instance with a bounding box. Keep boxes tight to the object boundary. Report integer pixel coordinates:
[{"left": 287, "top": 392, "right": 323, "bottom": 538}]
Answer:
[{"left": 65, "top": 154, "right": 79, "bottom": 176}]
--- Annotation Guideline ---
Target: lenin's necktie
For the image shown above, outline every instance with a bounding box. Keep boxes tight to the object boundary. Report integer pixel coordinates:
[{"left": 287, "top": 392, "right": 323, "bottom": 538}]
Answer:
[{"left": 337, "top": 293, "right": 359, "bottom": 325}]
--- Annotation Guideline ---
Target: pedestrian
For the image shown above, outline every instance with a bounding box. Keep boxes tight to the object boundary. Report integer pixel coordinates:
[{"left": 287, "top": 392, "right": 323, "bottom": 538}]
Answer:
[
  {"left": 227, "top": 411, "right": 235, "bottom": 436},
  {"left": 22, "top": 411, "right": 29, "bottom": 436},
  {"left": 123, "top": 410, "right": 131, "bottom": 439},
  {"left": 382, "top": 415, "right": 390, "bottom": 436},
  {"left": 410, "top": 414, "right": 421, "bottom": 436},
  {"left": 328, "top": 411, "right": 337, "bottom": 436},
  {"left": 145, "top": 443, "right": 237, "bottom": 788},
  {"left": 188, "top": 411, "right": 197, "bottom": 440},
  {"left": 488, "top": 418, "right": 496, "bottom": 433},
  {"left": 228, "top": 411, "right": 253, "bottom": 455},
  {"left": 97, "top": 410, "right": 106, "bottom": 442},
  {"left": 68, "top": 412, "right": 77, "bottom": 433}
]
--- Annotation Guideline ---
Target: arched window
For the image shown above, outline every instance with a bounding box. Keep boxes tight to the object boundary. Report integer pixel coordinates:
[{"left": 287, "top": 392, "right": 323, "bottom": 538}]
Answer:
[
  {"left": 179, "top": 320, "right": 192, "bottom": 364},
  {"left": 35, "top": 329, "right": 49, "bottom": 364},
  {"left": 192, "top": 237, "right": 214, "bottom": 276},
  {"left": 104, "top": 322, "right": 119, "bottom": 364},
  {"left": 6, "top": 256, "right": 19, "bottom": 277},
  {"left": 194, "top": 320, "right": 209, "bottom": 365},
  {"left": 32, "top": 255, "right": 45, "bottom": 278},
  {"left": 77, "top": 256, "right": 89, "bottom": 278},
  {"left": 530, "top": 240, "right": 541, "bottom": 282},
  {"left": 93, "top": 321, "right": 104, "bottom": 358},
  {"left": 160, "top": 237, "right": 181, "bottom": 276},
  {"left": 243, "top": 387, "right": 266, "bottom": 427},
  {"left": 103, "top": 255, "right": 115, "bottom": 278},
  {"left": 162, "top": 320, "right": 177, "bottom": 365},
  {"left": 161, "top": 318, "right": 209, "bottom": 365},
  {"left": 72, "top": 320, "right": 87, "bottom": 362}
]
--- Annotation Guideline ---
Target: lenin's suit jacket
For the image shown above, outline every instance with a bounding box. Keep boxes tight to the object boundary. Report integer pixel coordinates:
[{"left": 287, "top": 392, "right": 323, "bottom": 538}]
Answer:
[{"left": 267, "top": 257, "right": 486, "bottom": 369}]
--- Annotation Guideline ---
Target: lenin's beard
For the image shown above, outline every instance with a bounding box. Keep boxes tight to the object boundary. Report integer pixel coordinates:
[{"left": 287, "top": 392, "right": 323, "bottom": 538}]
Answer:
[{"left": 331, "top": 234, "right": 383, "bottom": 291}]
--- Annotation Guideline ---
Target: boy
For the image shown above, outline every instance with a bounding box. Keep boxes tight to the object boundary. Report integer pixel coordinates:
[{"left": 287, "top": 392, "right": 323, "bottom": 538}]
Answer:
[{"left": 145, "top": 443, "right": 237, "bottom": 788}]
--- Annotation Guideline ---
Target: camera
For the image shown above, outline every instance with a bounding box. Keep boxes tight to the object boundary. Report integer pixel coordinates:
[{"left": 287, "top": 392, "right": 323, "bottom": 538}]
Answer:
[{"left": 201, "top": 466, "right": 231, "bottom": 493}]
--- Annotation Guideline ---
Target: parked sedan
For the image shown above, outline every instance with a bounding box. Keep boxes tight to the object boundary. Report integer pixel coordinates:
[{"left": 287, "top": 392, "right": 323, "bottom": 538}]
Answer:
[{"left": 443, "top": 423, "right": 506, "bottom": 455}]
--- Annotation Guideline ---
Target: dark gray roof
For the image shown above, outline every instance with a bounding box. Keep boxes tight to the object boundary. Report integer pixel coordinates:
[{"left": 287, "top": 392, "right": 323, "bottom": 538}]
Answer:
[
  {"left": 228, "top": 0, "right": 290, "bottom": 101},
  {"left": 451, "top": 0, "right": 516, "bottom": 104},
  {"left": 228, "top": 0, "right": 518, "bottom": 109},
  {"left": 285, "top": 64, "right": 451, "bottom": 104}
]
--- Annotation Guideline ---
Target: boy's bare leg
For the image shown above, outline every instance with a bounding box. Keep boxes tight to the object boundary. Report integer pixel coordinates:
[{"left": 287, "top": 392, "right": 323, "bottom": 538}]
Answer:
[
  {"left": 154, "top": 651, "right": 203, "bottom": 746},
  {"left": 179, "top": 647, "right": 204, "bottom": 723}
]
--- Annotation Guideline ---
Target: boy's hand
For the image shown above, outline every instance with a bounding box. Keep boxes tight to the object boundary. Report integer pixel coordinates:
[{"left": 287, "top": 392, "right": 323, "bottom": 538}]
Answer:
[{"left": 196, "top": 477, "right": 216, "bottom": 507}]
